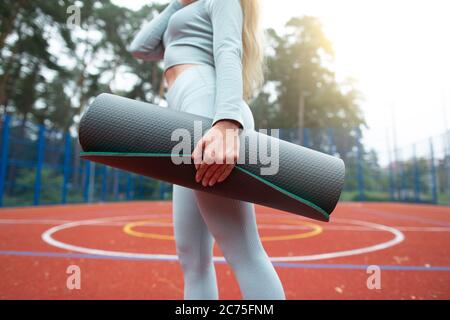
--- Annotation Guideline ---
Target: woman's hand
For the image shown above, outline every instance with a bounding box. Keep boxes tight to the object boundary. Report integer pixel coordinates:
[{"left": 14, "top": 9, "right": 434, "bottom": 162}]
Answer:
[{"left": 192, "top": 120, "right": 241, "bottom": 187}]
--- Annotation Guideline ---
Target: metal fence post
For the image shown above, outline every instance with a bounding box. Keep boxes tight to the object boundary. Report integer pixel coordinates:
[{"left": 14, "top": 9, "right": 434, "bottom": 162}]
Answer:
[
  {"left": 83, "top": 160, "right": 91, "bottom": 203},
  {"left": 0, "top": 115, "right": 11, "bottom": 207},
  {"left": 412, "top": 144, "right": 421, "bottom": 202},
  {"left": 399, "top": 155, "right": 406, "bottom": 201},
  {"left": 356, "top": 127, "right": 365, "bottom": 201},
  {"left": 61, "top": 132, "right": 72, "bottom": 204},
  {"left": 101, "top": 165, "right": 108, "bottom": 202},
  {"left": 34, "top": 124, "right": 46, "bottom": 205},
  {"left": 126, "top": 173, "right": 132, "bottom": 200},
  {"left": 444, "top": 130, "right": 450, "bottom": 205},
  {"left": 303, "top": 128, "right": 310, "bottom": 148},
  {"left": 88, "top": 162, "right": 95, "bottom": 203},
  {"left": 114, "top": 170, "right": 120, "bottom": 200},
  {"left": 159, "top": 182, "right": 166, "bottom": 200},
  {"left": 138, "top": 176, "right": 144, "bottom": 199},
  {"left": 429, "top": 137, "right": 438, "bottom": 204},
  {"left": 130, "top": 174, "right": 135, "bottom": 200},
  {"left": 388, "top": 161, "right": 395, "bottom": 201}
]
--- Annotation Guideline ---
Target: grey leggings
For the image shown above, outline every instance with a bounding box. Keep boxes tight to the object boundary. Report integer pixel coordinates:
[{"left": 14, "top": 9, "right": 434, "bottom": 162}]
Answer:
[{"left": 166, "top": 64, "right": 285, "bottom": 300}]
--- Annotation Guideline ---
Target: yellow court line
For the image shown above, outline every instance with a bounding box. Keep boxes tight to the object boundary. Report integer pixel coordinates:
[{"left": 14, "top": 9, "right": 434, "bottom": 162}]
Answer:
[
  {"left": 123, "top": 218, "right": 322, "bottom": 242},
  {"left": 123, "top": 219, "right": 174, "bottom": 240},
  {"left": 261, "top": 219, "right": 322, "bottom": 241}
]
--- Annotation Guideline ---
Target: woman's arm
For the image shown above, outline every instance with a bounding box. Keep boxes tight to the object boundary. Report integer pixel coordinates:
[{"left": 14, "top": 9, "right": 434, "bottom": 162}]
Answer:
[
  {"left": 128, "top": 0, "right": 183, "bottom": 61},
  {"left": 192, "top": 0, "right": 246, "bottom": 187},
  {"left": 206, "top": 0, "right": 245, "bottom": 129}
]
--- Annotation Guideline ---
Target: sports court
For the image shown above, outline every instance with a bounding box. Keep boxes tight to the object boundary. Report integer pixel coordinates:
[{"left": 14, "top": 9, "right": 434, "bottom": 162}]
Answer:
[{"left": 1, "top": 201, "right": 448, "bottom": 299}]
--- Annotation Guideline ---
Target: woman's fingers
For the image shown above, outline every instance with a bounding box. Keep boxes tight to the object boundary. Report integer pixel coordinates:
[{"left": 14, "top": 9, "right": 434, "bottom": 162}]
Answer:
[
  {"left": 192, "top": 137, "right": 205, "bottom": 170},
  {"left": 193, "top": 122, "right": 240, "bottom": 186},
  {"left": 202, "top": 164, "right": 221, "bottom": 186},
  {"left": 217, "top": 164, "right": 235, "bottom": 183},
  {"left": 208, "top": 147, "right": 237, "bottom": 186},
  {"left": 196, "top": 162, "right": 208, "bottom": 183},
  {"left": 195, "top": 142, "right": 215, "bottom": 182},
  {"left": 209, "top": 165, "right": 228, "bottom": 186}
]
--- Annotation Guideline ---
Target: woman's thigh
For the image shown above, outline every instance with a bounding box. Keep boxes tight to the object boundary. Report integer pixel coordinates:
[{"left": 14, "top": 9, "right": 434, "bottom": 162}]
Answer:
[
  {"left": 172, "top": 184, "right": 214, "bottom": 256},
  {"left": 193, "top": 190, "right": 263, "bottom": 258}
]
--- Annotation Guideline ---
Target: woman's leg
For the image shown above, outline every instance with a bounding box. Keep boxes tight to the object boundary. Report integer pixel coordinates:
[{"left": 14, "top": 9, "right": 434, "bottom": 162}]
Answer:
[
  {"left": 194, "top": 190, "right": 286, "bottom": 300},
  {"left": 172, "top": 184, "right": 218, "bottom": 299},
  {"left": 168, "top": 64, "right": 278, "bottom": 298}
]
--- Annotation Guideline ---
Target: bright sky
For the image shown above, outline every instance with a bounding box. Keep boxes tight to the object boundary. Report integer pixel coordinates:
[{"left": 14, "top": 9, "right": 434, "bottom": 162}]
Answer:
[{"left": 113, "top": 0, "right": 450, "bottom": 164}]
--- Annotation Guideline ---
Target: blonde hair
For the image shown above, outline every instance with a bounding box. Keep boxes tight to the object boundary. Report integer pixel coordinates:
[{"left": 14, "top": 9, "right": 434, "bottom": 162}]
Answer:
[{"left": 240, "top": 0, "right": 265, "bottom": 102}]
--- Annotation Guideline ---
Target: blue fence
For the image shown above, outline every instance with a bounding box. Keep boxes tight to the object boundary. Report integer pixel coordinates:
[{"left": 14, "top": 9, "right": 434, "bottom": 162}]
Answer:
[{"left": 0, "top": 113, "right": 449, "bottom": 207}]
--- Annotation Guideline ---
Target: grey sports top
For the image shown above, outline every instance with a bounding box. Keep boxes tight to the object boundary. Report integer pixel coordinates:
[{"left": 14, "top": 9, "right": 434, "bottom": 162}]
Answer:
[{"left": 128, "top": 0, "right": 246, "bottom": 128}]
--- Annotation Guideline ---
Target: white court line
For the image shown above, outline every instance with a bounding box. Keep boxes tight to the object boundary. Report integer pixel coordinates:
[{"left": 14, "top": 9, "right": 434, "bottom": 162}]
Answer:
[
  {"left": 0, "top": 219, "right": 72, "bottom": 225},
  {"left": 41, "top": 216, "right": 405, "bottom": 262},
  {"left": 0, "top": 214, "right": 171, "bottom": 227},
  {"left": 1, "top": 217, "right": 449, "bottom": 232}
]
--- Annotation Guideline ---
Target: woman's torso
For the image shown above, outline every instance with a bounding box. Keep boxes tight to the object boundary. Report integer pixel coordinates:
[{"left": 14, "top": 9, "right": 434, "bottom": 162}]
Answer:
[
  {"left": 162, "top": 0, "right": 214, "bottom": 90},
  {"left": 165, "top": 64, "right": 198, "bottom": 90},
  {"left": 160, "top": 0, "right": 254, "bottom": 130}
]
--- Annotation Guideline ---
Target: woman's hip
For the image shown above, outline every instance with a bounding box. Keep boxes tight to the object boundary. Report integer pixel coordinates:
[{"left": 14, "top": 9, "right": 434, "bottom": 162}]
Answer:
[
  {"left": 165, "top": 64, "right": 215, "bottom": 109},
  {"left": 165, "top": 64, "right": 254, "bottom": 130}
]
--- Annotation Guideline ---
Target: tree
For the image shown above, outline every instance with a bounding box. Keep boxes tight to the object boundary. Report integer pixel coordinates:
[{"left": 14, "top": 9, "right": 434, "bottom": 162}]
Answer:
[
  {"left": 0, "top": 0, "right": 74, "bottom": 120},
  {"left": 251, "top": 16, "right": 366, "bottom": 162}
]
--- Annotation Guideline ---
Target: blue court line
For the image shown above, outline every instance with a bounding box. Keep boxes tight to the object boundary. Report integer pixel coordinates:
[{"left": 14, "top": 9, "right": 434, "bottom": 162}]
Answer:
[
  {"left": 1, "top": 250, "right": 449, "bottom": 271},
  {"left": 271, "top": 261, "right": 450, "bottom": 271}
]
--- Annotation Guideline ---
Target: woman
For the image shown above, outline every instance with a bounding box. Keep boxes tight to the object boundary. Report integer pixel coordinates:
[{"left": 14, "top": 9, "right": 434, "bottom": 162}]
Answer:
[{"left": 128, "top": 0, "right": 285, "bottom": 300}]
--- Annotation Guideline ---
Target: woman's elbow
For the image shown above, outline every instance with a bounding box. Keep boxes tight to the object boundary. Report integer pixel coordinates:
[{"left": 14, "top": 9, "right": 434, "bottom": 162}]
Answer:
[
  {"left": 214, "top": 44, "right": 243, "bottom": 62},
  {"left": 127, "top": 42, "right": 144, "bottom": 59},
  {"left": 130, "top": 49, "right": 146, "bottom": 60},
  {"left": 127, "top": 42, "right": 163, "bottom": 61}
]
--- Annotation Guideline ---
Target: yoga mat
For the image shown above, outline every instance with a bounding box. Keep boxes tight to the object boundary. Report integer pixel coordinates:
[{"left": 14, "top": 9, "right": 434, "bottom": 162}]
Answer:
[{"left": 78, "top": 93, "right": 345, "bottom": 221}]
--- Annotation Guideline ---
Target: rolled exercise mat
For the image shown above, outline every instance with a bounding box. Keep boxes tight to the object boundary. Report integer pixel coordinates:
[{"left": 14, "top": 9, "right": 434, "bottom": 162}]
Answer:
[{"left": 78, "top": 93, "right": 345, "bottom": 222}]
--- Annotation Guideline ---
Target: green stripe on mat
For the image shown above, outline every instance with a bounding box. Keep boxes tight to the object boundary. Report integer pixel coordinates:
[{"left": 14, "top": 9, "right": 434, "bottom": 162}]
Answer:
[{"left": 80, "top": 151, "right": 330, "bottom": 220}]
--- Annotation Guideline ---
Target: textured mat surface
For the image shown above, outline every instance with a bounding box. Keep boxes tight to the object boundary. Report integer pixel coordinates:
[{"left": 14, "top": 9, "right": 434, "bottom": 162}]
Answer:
[{"left": 78, "top": 93, "right": 345, "bottom": 221}]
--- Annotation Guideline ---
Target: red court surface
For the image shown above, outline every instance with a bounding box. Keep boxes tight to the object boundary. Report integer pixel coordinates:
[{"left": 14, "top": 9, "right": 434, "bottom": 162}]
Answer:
[{"left": 0, "top": 201, "right": 449, "bottom": 300}]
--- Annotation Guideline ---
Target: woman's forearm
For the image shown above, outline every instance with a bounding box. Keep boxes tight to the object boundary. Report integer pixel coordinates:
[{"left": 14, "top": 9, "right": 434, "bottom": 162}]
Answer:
[{"left": 128, "top": 0, "right": 183, "bottom": 61}]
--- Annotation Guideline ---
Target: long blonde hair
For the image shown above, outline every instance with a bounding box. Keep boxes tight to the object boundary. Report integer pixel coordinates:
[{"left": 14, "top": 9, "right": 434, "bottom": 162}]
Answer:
[{"left": 240, "top": 0, "right": 265, "bottom": 102}]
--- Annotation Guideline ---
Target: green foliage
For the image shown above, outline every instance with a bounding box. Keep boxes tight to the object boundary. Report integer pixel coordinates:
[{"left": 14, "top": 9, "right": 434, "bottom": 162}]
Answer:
[
  {"left": 4, "top": 167, "right": 63, "bottom": 206},
  {"left": 2, "top": 2, "right": 365, "bottom": 140},
  {"left": 254, "top": 16, "right": 365, "bottom": 130},
  {"left": 7, "top": 1, "right": 445, "bottom": 207}
]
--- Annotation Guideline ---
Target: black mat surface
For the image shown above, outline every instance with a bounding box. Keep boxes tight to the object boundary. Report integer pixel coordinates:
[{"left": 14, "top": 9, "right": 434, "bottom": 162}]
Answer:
[{"left": 79, "top": 93, "right": 345, "bottom": 221}]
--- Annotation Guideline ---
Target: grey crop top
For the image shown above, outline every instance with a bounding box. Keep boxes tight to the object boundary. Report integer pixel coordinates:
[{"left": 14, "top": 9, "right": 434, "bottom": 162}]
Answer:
[{"left": 128, "top": 0, "right": 246, "bottom": 129}]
